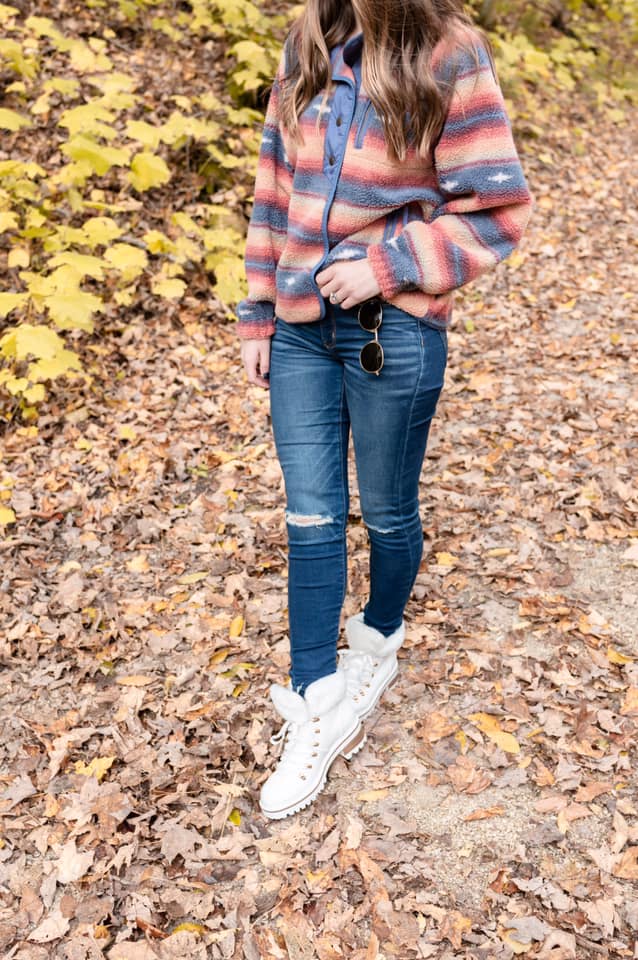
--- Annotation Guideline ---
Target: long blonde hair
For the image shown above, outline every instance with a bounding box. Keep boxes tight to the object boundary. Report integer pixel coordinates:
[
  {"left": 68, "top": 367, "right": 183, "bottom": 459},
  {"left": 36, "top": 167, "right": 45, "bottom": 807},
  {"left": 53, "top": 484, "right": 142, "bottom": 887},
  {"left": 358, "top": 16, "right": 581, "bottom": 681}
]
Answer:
[{"left": 279, "top": 0, "right": 495, "bottom": 163}]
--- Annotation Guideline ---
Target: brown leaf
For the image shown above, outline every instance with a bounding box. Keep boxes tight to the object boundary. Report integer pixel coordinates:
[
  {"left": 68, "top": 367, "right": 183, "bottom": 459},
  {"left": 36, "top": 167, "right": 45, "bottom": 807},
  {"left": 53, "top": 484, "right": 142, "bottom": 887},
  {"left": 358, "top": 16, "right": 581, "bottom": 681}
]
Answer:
[
  {"left": 612, "top": 846, "right": 638, "bottom": 879},
  {"left": 463, "top": 804, "right": 505, "bottom": 821},
  {"left": 446, "top": 755, "right": 492, "bottom": 794},
  {"left": 620, "top": 686, "right": 638, "bottom": 715},
  {"left": 415, "top": 710, "right": 458, "bottom": 742}
]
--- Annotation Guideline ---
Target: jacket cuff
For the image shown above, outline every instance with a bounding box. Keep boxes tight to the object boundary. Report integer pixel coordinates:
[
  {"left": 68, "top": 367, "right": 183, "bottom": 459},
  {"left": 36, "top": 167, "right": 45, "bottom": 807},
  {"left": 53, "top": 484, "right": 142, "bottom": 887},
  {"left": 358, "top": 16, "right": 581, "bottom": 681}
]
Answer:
[
  {"left": 235, "top": 319, "right": 276, "bottom": 339},
  {"left": 367, "top": 239, "right": 417, "bottom": 301}
]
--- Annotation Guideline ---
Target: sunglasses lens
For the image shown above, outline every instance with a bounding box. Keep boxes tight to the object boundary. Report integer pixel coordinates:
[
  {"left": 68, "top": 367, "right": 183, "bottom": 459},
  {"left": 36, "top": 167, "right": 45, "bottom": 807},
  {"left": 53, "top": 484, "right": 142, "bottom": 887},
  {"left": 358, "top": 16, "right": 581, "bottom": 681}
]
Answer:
[
  {"left": 360, "top": 340, "right": 384, "bottom": 373},
  {"left": 358, "top": 299, "right": 382, "bottom": 332}
]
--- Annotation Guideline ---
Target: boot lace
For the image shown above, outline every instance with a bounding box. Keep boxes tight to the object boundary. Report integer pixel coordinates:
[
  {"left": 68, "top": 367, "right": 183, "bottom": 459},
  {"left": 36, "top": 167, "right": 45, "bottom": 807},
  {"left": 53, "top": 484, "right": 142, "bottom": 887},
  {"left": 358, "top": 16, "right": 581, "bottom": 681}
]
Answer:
[
  {"left": 338, "top": 650, "right": 380, "bottom": 701},
  {"left": 269, "top": 716, "right": 324, "bottom": 778}
]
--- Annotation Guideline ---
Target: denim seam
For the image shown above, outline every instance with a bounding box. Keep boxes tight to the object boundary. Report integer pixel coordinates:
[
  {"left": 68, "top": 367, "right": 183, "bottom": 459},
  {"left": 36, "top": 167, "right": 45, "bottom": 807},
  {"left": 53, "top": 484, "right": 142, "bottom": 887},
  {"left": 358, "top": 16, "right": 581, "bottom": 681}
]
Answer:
[
  {"left": 394, "top": 326, "right": 425, "bottom": 580},
  {"left": 337, "top": 372, "right": 349, "bottom": 618}
]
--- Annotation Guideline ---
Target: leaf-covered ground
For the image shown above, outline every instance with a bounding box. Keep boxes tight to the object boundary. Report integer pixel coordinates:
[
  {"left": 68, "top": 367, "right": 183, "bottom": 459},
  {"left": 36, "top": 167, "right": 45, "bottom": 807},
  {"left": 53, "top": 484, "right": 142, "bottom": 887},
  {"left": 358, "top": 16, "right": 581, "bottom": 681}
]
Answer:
[{"left": 1, "top": 22, "right": 638, "bottom": 960}]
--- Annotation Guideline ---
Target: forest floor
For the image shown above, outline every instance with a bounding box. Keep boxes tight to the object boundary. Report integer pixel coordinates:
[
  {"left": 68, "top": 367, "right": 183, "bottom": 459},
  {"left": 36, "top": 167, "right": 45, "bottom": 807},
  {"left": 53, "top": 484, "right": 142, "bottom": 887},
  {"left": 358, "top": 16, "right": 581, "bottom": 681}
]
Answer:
[{"left": 1, "top": 12, "right": 638, "bottom": 960}]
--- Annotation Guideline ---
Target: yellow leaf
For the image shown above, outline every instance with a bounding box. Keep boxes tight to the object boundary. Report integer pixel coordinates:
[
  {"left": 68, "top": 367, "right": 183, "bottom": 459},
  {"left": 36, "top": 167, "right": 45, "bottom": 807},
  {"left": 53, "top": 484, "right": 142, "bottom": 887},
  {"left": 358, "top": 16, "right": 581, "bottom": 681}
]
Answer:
[
  {"left": 68, "top": 38, "right": 112, "bottom": 73},
  {"left": 45, "top": 290, "right": 103, "bottom": 331},
  {"left": 5, "top": 376, "right": 28, "bottom": 395},
  {"left": 126, "top": 554, "right": 150, "bottom": 573},
  {"left": 62, "top": 135, "right": 130, "bottom": 175},
  {"left": 435, "top": 552, "right": 458, "bottom": 567},
  {"left": 58, "top": 102, "right": 116, "bottom": 138},
  {"left": 211, "top": 254, "right": 246, "bottom": 305},
  {"left": 151, "top": 276, "right": 185, "bottom": 299},
  {"left": 125, "top": 119, "right": 162, "bottom": 149},
  {"left": 220, "top": 662, "right": 256, "bottom": 680},
  {"left": 608, "top": 108, "right": 626, "bottom": 124},
  {"left": 506, "top": 249, "right": 526, "bottom": 269},
  {"left": 0, "top": 211, "right": 20, "bottom": 232},
  {"left": 0, "top": 107, "right": 31, "bottom": 130},
  {"left": 8, "top": 248, "right": 29, "bottom": 268},
  {"left": 469, "top": 712, "right": 520, "bottom": 754},
  {"left": 74, "top": 755, "right": 115, "bottom": 781},
  {"left": 103, "top": 242, "right": 148, "bottom": 280},
  {"left": 143, "top": 230, "right": 176, "bottom": 254},
  {"left": 28, "top": 350, "right": 81, "bottom": 382},
  {"left": 558, "top": 297, "right": 577, "bottom": 312},
  {"left": 170, "top": 922, "right": 208, "bottom": 937},
  {"left": 177, "top": 571, "right": 209, "bottom": 584},
  {"left": 128, "top": 151, "right": 171, "bottom": 191},
  {"left": 0, "top": 292, "right": 29, "bottom": 318},
  {"left": 118, "top": 425, "right": 137, "bottom": 442},
  {"left": 229, "top": 615, "right": 244, "bottom": 638},
  {"left": 209, "top": 648, "right": 230, "bottom": 665},
  {"left": 357, "top": 788, "right": 389, "bottom": 802},
  {"left": 607, "top": 646, "right": 633, "bottom": 665},
  {"left": 0, "top": 506, "right": 16, "bottom": 525},
  {"left": 116, "top": 675, "right": 156, "bottom": 686},
  {"left": 228, "top": 808, "right": 241, "bottom": 826},
  {"left": 499, "top": 926, "right": 533, "bottom": 954},
  {"left": 1, "top": 323, "right": 61, "bottom": 360},
  {"left": 47, "top": 251, "right": 105, "bottom": 279},
  {"left": 81, "top": 216, "right": 123, "bottom": 247},
  {"left": 23, "top": 383, "right": 45, "bottom": 404}
]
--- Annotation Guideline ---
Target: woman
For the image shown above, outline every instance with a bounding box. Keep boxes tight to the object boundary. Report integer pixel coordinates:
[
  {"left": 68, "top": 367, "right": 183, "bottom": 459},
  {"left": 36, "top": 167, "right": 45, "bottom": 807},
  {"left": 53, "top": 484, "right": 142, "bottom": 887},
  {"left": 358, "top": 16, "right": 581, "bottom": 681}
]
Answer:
[{"left": 235, "top": 0, "right": 533, "bottom": 820}]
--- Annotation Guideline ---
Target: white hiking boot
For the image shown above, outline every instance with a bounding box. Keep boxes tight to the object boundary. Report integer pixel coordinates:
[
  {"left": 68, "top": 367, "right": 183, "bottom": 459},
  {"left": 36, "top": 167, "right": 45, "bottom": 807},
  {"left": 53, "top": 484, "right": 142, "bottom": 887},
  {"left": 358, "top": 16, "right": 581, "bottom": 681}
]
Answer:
[
  {"left": 259, "top": 669, "right": 366, "bottom": 820},
  {"left": 338, "top": 612, "right": 405, "bottom": 721}
]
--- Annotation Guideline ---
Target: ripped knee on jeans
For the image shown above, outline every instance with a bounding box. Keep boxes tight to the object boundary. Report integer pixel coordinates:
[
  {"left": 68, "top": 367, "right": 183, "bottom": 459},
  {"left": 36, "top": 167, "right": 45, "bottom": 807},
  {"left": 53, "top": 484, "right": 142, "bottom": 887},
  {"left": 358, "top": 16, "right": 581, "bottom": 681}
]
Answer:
[
  {"left": 362, "top": 516, "right": 396, "bottom": 533},
  {"left": 364, "top": 519, "right": 396, "bottom": 534},
  {"left": 285, "top": 510, "right": 334, "bottom": 527}
]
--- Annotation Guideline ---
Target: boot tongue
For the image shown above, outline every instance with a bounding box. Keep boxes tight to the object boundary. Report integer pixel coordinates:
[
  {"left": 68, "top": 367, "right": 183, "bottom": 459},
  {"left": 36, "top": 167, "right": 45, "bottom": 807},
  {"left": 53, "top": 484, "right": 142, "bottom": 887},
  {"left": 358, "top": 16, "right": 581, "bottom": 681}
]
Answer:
[{"left": 270, "top": 683, "right": 309, "bottom": 724}]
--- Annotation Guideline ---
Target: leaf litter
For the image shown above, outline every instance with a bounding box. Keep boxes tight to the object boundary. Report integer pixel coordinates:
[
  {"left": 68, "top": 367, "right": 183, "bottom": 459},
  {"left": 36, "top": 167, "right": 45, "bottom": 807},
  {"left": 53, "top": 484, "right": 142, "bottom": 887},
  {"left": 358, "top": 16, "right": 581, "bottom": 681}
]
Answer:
[{"left": 0, "top": 7, "right": 637, "bottom": 960}]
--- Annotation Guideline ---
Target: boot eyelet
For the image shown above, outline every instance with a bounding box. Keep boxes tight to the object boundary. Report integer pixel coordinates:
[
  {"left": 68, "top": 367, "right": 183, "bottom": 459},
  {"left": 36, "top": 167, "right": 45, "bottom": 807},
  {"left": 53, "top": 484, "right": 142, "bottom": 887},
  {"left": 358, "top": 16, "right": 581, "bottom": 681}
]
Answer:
[
  {"left": 300, "top": 774, "right": 306, "bottom": 780},
  {"left": 311, "top": 716, "right": 319, "bottom": 722},
  {"left": 312, "top": 752, "right": 318, "bottom": 757}
]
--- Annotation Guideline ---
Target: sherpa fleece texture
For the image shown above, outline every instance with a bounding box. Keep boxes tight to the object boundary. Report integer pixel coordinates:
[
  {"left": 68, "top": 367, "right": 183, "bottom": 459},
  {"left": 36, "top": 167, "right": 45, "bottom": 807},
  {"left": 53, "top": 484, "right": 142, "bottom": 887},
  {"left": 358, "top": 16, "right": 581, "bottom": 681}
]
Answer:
[{"left": 235, "top": 27, "right": 534, "bottom": 338}]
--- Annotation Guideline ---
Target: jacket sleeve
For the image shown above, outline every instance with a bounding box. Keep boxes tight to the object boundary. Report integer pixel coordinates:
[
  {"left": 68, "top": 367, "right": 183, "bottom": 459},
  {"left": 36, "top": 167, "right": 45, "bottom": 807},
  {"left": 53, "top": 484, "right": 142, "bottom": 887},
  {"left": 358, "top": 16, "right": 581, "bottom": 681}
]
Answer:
[
  {"left": 366, "top": 39, "right": 534, "bottom": 300},
  {"left": 234, "top": 49, "right": 295, "bottom": 339}
]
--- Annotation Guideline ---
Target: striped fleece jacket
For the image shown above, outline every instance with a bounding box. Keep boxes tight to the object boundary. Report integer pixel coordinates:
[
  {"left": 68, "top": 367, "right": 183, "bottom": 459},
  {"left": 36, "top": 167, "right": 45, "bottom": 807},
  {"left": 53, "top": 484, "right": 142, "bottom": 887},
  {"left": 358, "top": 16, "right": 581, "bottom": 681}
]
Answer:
[{"left": 235, "top": 27, "right": 534, "bottom": 338}]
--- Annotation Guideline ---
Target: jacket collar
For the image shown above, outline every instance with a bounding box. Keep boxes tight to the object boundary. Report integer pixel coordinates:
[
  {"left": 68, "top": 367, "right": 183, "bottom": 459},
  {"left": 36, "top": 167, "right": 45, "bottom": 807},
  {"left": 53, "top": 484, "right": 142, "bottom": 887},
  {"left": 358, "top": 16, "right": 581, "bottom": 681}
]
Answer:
[{"left": 330, "top": 31, "right": 363, "bottom": 84}]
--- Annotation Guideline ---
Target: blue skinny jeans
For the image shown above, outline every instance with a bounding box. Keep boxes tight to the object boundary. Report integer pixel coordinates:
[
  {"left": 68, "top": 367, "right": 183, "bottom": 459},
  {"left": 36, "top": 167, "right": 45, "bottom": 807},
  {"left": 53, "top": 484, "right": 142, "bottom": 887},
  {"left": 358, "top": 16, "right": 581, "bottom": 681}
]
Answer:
[{"left": 269, "top": 300, "right": 447, "bottom": 695}]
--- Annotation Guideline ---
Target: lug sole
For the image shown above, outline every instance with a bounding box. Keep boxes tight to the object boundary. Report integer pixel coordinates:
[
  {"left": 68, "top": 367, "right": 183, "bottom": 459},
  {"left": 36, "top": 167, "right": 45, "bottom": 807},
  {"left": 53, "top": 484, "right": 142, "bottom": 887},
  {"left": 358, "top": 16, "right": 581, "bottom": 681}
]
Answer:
[{"left": 260, "top": 720, "right": 366, "bottom": 820}]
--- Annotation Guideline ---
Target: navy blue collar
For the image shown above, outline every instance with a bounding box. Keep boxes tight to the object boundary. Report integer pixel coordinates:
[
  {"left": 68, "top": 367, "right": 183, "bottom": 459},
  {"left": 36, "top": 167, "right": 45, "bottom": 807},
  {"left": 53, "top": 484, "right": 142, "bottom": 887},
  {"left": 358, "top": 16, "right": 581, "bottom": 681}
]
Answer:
[{"left": 343, "top": 32, "right": 364, "bottom": 66}]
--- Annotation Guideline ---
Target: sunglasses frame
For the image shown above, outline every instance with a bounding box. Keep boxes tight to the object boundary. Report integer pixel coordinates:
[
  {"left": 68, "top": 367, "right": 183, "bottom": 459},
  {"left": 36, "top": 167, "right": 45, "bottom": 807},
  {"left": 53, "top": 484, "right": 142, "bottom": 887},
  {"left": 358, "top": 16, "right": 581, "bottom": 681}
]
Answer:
[{"left": 357, "top": 298, "right": 384, "bottom": 376}]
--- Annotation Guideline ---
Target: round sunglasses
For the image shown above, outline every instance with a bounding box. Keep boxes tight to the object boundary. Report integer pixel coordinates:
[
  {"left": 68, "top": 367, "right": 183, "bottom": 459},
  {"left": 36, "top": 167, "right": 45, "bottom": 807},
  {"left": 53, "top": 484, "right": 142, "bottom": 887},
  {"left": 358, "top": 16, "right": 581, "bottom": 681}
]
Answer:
[{"left": 358, "top": 298, "right": 384, "bottom": 375}]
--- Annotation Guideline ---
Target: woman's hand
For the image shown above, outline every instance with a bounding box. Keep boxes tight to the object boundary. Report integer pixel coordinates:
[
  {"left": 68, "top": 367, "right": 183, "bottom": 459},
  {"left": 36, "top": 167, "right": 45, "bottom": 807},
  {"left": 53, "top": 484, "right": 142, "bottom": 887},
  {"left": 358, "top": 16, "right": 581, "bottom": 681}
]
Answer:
[
  {"left": 240, "top": 337, "right": 271, "bottom": 389},
  {"left": 316, "top": 259, "right": 381, "bottom": 310}
]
